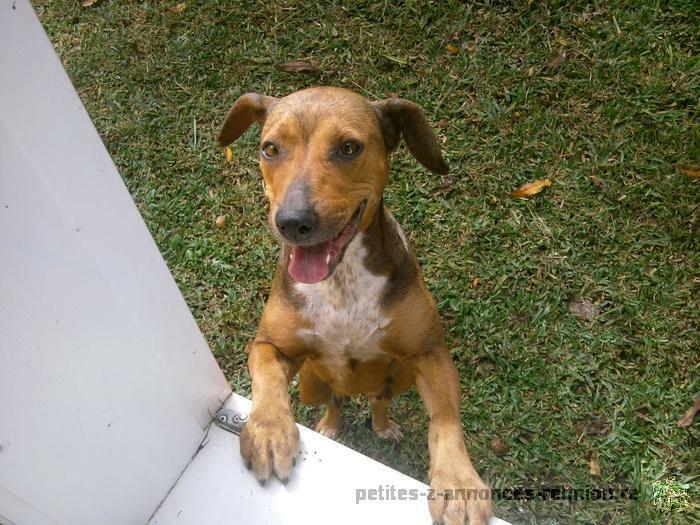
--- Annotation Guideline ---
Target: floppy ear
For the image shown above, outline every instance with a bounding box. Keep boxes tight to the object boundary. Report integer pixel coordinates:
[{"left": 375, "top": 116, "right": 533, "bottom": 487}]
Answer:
[
  {"left": 217, "top": 93, "right": 278, "bottom": 147},
  {"left": 372, "top": 98, "right": 449, "bottom": 175}
]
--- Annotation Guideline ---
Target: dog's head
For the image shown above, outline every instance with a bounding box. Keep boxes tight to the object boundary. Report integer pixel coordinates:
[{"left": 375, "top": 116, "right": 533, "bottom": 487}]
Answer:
[{"left": 218, "top": 86, "right": 448, "bottom": 284}]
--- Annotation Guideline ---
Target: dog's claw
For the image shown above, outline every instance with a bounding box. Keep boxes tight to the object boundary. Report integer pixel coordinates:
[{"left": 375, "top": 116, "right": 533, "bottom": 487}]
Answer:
[
  {"left": 240, "top": 410, "right": 300, "bottom": 483},
  {"left": 315, "top": 414, "right": 341, "bottom": 439},
  {"left": 429, "top": 463, "right": 492, "bottom": 525},
  {"left": 373, "top": 418, "right": 403, "bottom": 441},
  {"left": 315, "top": 424, "right": 340, "bottom": 440}
]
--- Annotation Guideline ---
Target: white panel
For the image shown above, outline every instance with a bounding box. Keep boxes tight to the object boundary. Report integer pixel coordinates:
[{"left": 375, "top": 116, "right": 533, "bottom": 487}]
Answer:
[
  {"left": 151, "top": 395, "right": 510, "bottom": 525},
  {"left": 0, "top": 0, "right": 227, "bottom": 434},
  {"left": 0, "top": 485, "right": 56, "bottom": 525},
  {"left": 0, "top": 2, "right": 230, "bottom": 524}
]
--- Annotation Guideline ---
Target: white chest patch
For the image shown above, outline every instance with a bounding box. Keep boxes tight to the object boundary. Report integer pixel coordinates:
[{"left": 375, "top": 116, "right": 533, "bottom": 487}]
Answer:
[{"left": 295, "top": 234, "right": 390, "bottom": 364}]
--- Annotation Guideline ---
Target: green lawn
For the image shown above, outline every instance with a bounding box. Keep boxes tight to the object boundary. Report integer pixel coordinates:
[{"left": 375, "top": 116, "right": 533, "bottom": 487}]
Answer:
[{"left": 37, "top": 1, "right": 698, "bottom": 523}]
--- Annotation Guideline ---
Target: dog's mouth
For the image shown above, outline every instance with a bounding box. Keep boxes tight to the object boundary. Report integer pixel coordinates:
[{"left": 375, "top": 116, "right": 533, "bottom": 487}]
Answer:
[{"left": 287, "top": 201, "right": 366, "bottom": 285}]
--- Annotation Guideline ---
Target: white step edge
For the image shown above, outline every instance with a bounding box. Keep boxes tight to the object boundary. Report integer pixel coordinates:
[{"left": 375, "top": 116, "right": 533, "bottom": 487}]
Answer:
[{"left": 150, "top": 394, "right": 511, "bottom": 525}]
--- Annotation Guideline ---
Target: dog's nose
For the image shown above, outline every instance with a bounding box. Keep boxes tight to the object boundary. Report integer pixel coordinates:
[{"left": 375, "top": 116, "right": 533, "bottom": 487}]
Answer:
[{"left": 275, "top": 207, "right": 320, "bottom": 243}]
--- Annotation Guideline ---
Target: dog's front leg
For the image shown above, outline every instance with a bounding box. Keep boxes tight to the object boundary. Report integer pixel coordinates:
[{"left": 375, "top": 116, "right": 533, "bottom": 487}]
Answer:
[
  {"left": 412, "top": 349, "right": 493, "bottom": 525},
  {"left": 240, "top": 340, "right": 300, "bottom": 482}
]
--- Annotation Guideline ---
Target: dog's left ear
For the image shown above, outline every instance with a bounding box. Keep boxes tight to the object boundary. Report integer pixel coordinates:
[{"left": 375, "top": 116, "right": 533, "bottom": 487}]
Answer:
[
  {"left": 217, "top": 93, "right": 278, "bottom": 147},
  {"left": 372, "top": 98, "right": 449, "bottom": 175}
]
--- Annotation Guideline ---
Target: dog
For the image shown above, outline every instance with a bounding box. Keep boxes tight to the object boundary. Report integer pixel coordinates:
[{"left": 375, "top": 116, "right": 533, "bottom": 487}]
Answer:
[{"left": 218, "top": 87, "right": 492, "bottom": 525}]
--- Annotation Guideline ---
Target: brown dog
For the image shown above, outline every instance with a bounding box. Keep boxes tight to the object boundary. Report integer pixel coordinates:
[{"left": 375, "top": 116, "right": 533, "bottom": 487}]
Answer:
[{"left": 218, "top": 87, "right": 492, "bottom": 525}]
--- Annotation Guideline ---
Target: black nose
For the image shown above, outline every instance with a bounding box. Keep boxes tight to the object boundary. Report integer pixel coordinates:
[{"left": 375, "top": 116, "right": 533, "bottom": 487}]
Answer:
[{"left": 275, "top": 207, "right": 320, "bottom": 243}]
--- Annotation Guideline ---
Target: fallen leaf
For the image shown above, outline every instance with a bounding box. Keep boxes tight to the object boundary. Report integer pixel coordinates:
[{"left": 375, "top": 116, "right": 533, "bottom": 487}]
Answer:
[
  {"left": 438, "top": 118, "right": 447, "bottom": 129},
  {"left": 590, "top": 175, "right": 605, "bottom": 188},
  {"left": 678, "top": 165, "right": 700, "bottom": 178},
  {"left": 546, "top": 50, "right": 567, "bottom": 71},
  {"left": 168, "top": 2, "right": 186, "bottom": 13},
  {"left": 588, "top": 453, "right": 601, "bottom": 477},
  {"left": 471, "top": 277, "right": 480, "bottom": 288},
  {"left": 575, "top": 382, "right": 589, "bottom": 394},
  {"left": 583, "top": 415, "right": 609, "bottom": 436},
  {"left": 447, "top": 43, "right": 460, "bottom": 55},
  {"left": 82, "top": 0, "right": 97, "bottom": 6},
  {"left": 510, "top": 178, "right": 552, "bottom": 198},
  {"left": 635, "top": 405, "right": 654, "bottom": 423},
  {"left": 276, "top": 60, "right": 318, "bottom": 74},
  {"left": 490, "top": 437, "right": 509, "bottom": 457},
  {"left": 508, "top": 314, "right": 529, "bottom": 328},
  {"left": 389, "top": 92, "right": 399, "bottom": 98},
  {"left": 224, "top": 146, "right": 233, "bottom": 163},
  {"left": 215, "top": 215, "right": 226, "bottom": 228},
  {"left": 568, "top": 296, "right": 599, "bottom": 322},
  {"left": 436, "top": 174, "right": 458, "bottom": 194},
  {"left": 677, "top": 395, "right": 700, "bottom": 428}
]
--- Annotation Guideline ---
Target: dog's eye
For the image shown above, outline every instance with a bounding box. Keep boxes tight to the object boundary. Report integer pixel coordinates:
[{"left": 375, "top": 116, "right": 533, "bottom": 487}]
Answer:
[
  {"left": 339, "top": 141, "right": 361, "bottom": 158},
  {"left": 262, "top": 142, "right": 279, "bottom": 158}
]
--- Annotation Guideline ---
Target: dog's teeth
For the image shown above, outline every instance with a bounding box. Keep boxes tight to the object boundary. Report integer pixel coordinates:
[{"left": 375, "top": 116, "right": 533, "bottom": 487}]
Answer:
[{"left": 325, "top": 254, "right": 330, "bottom": 264}]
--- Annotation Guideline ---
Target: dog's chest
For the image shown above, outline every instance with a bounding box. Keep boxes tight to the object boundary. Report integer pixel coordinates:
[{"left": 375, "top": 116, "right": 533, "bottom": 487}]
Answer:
[{"left": 295, "top": 235, "right": 390, "bottom": 363}]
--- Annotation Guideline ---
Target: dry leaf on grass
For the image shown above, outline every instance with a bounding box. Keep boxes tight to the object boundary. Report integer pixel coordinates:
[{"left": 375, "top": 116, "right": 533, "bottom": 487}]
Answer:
[
  {"left": 678, "top": 165, "right": 700, "bottom": 178},
  {"left": 583, "top": 415, "right": 609, "bottom": 436},
  {"left": 677, "top": 395, "right": 700, "bottom": 428},
  {"left": 447, "top": 43, "right": 460, "bottom": 55},
  {"left": 435, "top": 174, "right": 458, "bottom": 194},
  {"left": 215, "top": 215, "right": 226, "bottom": 228},
  {"left": 590, "top": 175, "right": 605, "bottom": 188},
  {"left": 568, "top": 296, "right": 599, "bottom": 322},
  {"left": 224, "top": 146, "right": 233, "bottom": 163},
  {"left": 510, "top": 178, "right": 552, "bottom": 198},
  {"left": 490, "top": 437, "right": 509, "bottom": 457},
  {"left": 634, "top": 405, "right": 654, "bottom": 423},
  {"left": 277, "top": 61, "right": 318, "bottom": 74},
  {"left": 167, "top": 3, "right": 186, "bottom": 14},
  {"left": 546, "top": 50, "right": 567, "bottom": 71},
  {"left": 508, "top": 314, "right": 529, "bottom": 328},
  {"left": 82, "top": 0, "right": 98, "bottom": 6},
  {"left": 588, "top": 453, "right": 601, "bottom": 477}
]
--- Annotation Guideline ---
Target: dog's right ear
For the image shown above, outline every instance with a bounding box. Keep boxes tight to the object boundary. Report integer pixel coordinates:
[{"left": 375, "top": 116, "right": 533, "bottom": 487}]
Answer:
[{"left": 217, "top": 93, "right": 278, "bottom": 147}]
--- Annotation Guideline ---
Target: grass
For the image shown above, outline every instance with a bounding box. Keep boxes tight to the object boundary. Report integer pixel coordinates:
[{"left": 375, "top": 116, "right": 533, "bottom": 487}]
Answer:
[{"left": 36, "top": 1, "right": 699, "bottom": 523}]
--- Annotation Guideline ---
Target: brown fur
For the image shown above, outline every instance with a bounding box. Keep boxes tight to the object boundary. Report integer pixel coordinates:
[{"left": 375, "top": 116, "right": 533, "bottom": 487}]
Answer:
[{"left": 219, "top": 87, "right": 492, "bottom": 525}]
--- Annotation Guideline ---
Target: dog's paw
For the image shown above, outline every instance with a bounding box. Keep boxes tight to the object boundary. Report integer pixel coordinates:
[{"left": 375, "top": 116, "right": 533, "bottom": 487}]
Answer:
[
  {"left": 373, "top": 418, "right": 403, "bottom": 441},
  {"left": 429, "top": 466, "right": 492, "bottom": 525},
  {"left": 239, "top": 409, "right": 299, "bottom": 482},
  {"left": 315, "top": 413, "right": 341, "bottom": 439}
]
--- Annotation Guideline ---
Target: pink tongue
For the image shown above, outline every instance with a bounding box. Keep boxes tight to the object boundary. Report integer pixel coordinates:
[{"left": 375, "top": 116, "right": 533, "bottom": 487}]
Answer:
[{"left": 288, "top": 241, "right": 332, "bottom": 284}]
